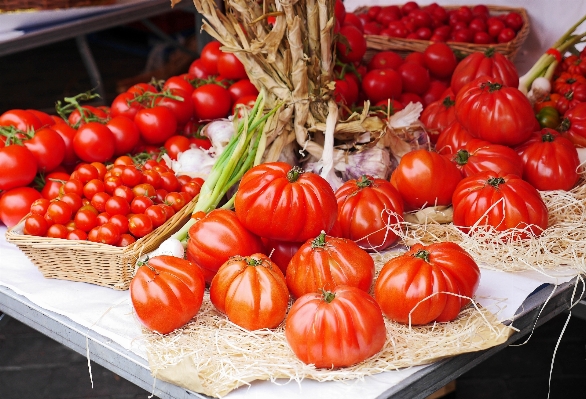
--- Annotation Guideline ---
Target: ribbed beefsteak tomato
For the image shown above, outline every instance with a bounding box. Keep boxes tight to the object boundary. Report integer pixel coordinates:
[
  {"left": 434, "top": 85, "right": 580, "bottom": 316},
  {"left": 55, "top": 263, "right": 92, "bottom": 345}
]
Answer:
[
  {"left": 285, "top": 285, "right": 387, "bottom": 368},
  {"left": 285, "top": 232, "right": 375, "bottom": 299},
  {"left": 515, "top": 128, "right": 580, "bottom": 191},
  {"left": 558, "top": 102, "right": 586, "bottom": 147},
  {"left": 186, "top": 209, "right": 265, "bottom": 283},
  {"left": 390, "top": 149, "right": 462, "bottom": 211},
  {"left": 210, "top": 253, "right": 289, "bottom": 330},
  {"left": 130, "top": 255, "right": 205, "bottom": 334},
  {"left": 420, "top": 94, "right": 456, "bottom": 144},
  {"left": 335, "top": 175, "right": 404, "bottom": 251},
  {"left": 455, "top": 76, "right": 535, "bottom": 147},
  {"left": 450, "top": 138, "right": 524, "bottom": 178},
  {"left": 234, "top": 162, "right": 338, "bottom": 242},
  {"left": 434, "top": 120, "right": 473, "bottom": 156},
  {"left": 452, "top": 171, "right": 549, "bottom": 239},
  {"left": 373, "top": 242, "right": 480, "bottom": 325}
]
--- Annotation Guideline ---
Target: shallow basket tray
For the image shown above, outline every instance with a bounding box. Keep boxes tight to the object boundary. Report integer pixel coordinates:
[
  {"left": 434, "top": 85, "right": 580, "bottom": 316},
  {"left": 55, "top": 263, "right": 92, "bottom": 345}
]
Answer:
[
  {"left": 5, "top": 196, "right": 198, "bottom": 291},
  {"left": 356, "top": 5, "right": 530, "bottom": 61}
]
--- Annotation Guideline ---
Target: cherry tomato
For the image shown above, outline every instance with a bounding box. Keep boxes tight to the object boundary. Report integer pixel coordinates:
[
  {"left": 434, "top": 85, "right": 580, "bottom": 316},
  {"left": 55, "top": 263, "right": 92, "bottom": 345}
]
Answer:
[
  {"left": 23, "top": 213, "right": 49, "bottom": 236},
  {"left": 199, "top": 41, "right": 222, "bottom": 75},
  {"left": 128, "top": 213, "right": 154, "bottom": 238}
]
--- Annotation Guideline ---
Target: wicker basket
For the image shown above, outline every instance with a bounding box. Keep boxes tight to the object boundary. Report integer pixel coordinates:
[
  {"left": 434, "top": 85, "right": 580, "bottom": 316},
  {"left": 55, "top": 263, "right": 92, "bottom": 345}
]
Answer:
[
  {"left": 5, "top": 196, "right": 198, "bottom": 290},
  {"left": 0, "top": 0, "right": 115, "bottom": 12},
  {"left": 356, "top": 5, "right": 530, "bottom": 62}
]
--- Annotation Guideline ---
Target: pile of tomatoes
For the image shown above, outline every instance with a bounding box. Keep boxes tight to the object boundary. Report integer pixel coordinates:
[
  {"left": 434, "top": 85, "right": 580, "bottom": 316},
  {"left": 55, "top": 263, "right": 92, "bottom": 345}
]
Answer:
[
  {"left": 354, "top": 2, "right": 524, "bottom": 44},
  {"left": 18, "top": 156, "right": 203, "bottom": 245}
]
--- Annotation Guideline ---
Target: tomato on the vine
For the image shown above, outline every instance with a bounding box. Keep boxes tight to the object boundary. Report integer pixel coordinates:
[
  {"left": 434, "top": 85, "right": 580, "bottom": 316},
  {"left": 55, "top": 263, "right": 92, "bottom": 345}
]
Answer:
[
  {"left": 191, "top": 83, "right": 232, "bottom": 121},
  {"left": 0, "top": 186, "right": 43, "bottom": 227},
  {"left": 73, "top": 122, "right": 116, "bottom": 163},
  {"left": 134, "top": 105, "right": 178, "bottom": 146},
  {"left": 0, "top": 144, "right": 38, "bottom": 191}
]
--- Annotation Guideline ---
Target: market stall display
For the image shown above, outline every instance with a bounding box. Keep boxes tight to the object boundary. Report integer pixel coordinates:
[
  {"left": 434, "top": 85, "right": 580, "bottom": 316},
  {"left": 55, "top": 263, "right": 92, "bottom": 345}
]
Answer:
[{"left": 2, "top": 0, "right": 586, "bottom": 397}]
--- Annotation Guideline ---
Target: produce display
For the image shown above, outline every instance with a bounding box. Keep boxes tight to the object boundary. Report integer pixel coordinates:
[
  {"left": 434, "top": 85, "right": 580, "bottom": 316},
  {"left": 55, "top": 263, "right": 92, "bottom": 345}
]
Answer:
[{"left": 3, "top": 0, "right": 586, "bottom": 397}]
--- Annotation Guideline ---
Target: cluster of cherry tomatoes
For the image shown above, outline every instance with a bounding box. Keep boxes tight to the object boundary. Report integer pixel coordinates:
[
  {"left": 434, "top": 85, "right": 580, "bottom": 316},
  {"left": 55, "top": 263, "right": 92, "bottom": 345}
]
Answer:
[
  {"left": 19, "top": 156, "right": 203, "bottom": 245},
  {"left": 354, "top": 2, "right": 524, "bottom": 45}
]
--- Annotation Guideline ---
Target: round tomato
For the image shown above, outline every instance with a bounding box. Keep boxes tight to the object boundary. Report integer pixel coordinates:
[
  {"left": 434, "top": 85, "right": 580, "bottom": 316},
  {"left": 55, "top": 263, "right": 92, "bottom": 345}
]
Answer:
[
  {"left": 390, "top": 149, "right": 462, "bottom": 211},
  {"left": 452, "top": 171, "right": 549, "bottom": 239},
  {"left": 420, "top": 94, "right": 456, "bottom": 144},
  {"left": 435, "top": 120, "right": 474, "bottom": 155},
  {"left": 285, "top": 232, "right": 375, "bottom": 299},
  {"left": 374, "top": 242, "right": 480, "bottom": 325},
  {"left": 0, "top": 145, "right": 38, "bottom": 190},
  {"left": 0, "top": 109, "right": 43, "bottom": 131},
  {"left": 156, "top": 88, "right": 194, "bottom": 127},
  {"left": 227, "top": 79, "right": 259, "bottom": 104},
  {"left": 0, "top": 186, "right": 42, "bottom": 227},
  {"left": 515, "top": 128, "right": 580, "bottom": 191},
  {"left": 130, "top": 255, "right": 205, "bottom": 334},
  {"left": 163, "top": 74, "right": 195, "bottom": 95},
  {"left": 450, "top": 48, "right": 519, "bottom": 94},
  {"left": 455, "top": 76, "right": 535, "bottom": 147},
  {"left": 285, "top": 285, "right": 386, "bottom": 368},
  {"left": 397, "top": 62, "right": 430, "bottom": 96},
  {"left": 536, "top": 106, "right": 561, "bottom": 129},
  {"left": 73, "top": 122, "right": 116, "bottom": 163},
  {"left": 361, "top": 69, "right": 403, "bottom": 104},
  {"left": 337, "top": 25, "right": 367, "bottom": 63},
  {"left": 335, "top": 175, "right": 404, "bottom": 252},
  {"left": 217, "top": 52, "right": 248, "bottom": 80},
  {"left": 128, "top": 213, "right": 154, "bottom": 238},
  {"left": 40, "top": 171, "right": 70, "bottom": 200},
  {"left": 558, "top": 102, "right": 586, "bottom": 147},
  {"left": 186, "top": 209, "right": 266, "bottom": 283},
  {"left": 164, "top": 135, "right": 191, "bottom": 160},
  {"left": 191, "top": 83, "right": 232, "bottom": 121},
  {"left": 450, "top": 138, "right": 524, "bottom": 178},
  {"left": 23, "top": 213, "right": 49, "bottom": 236},
  {"left": 234, "top": 162, "right": 338, "bottom": 243},
  {"left": 110, "top": 92, "right": 144, "bottom": 120},
  {"left": 199, "top": 41, "right": 222, "bottom": 75},
  {"left": 51, "top": 122, "right": 79, "bottom": 165},
  {"left": 210, "top": 253, "right": 289, "bottom": 330},
  {"left": 24, "top": 127, "right": 66, "bottom": 172},
  {"left": 261, "top": 238, "right": 303, "bottom": 275},
  {"left": 423, "top": 42, "right": 458, "bottom": 79},
  {"left": 134, "top": 106, "right": 178, "bottom": 146},
  {"left": 106, "top": 115, "right": 140, "bottom": 156},
  {"left": 367, "top": 50, "right": 404, "bottom": 71}
]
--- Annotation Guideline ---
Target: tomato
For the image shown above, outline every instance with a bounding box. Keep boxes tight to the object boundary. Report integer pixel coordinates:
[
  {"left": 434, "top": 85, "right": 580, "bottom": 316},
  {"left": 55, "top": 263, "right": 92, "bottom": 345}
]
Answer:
[
  {"left": 217, "top": 52, "right": 248, "bottom": 80},
  {"left": 361, "top": 69, "right": 402, "bottom": 104},
  {"left": 420, "top": 94, "right": 456, "bottom": 144},
  {"left": 209, "top": 253, "right": 289, "bottom": 330},
  {"left": 450, "top": 138, "right": 524, "bottom": 178},
  {"left": 159, "top": 172, "right": 180, "bottom": 193},
  {"left": 450, "top": 48, "right": 519, "bottom": 94},
  {"left": 0, "top": 109, "right": 43, "bottom": 131},
  {"left": 96, "top": 222, "right": 121, "bottom": 245},
  {"left": 90, "top": 191, "right": 110, "bottom": 213},
  {"left": 106, "top": 115, "right": 140, "bottom": 156},
  {"left": 285, "top": 285, "right": 386, "bottom": 368},
  {"left": 199, "top": 41, "right": 222, "bottom": 75},
  {"left": 227, "top": 79, "right": 259, "bottom": 104},
  {"left": 234, "top": 162, "right": 338, "bottom": 243},
  {"left": 163, "top": 74, "right": 195, "bottom": 95},
  {"left": 165, "top": 191, "right": 187, "bottom": 212},
  {"left": 367, "top": 50, "right": 404, "bottom": 71},
  {"left": 117, "top": 233, "right": 136, "bottom": 247},
  {"left": 285, "top": 232, "right": 375, "bottom": 299},
  {"left": 337, "top": 25, "right": 367, "bottom": 63},
  {"left": 128, "top": 213, "right": 154, "bottom": 238},
  {"left": 558, "top": 102, "right": 586, "bottom": 147},
  {"left": 156, "top": 88, "right": 194, "bottom": 127},
  {"left": 0, "top": 145, "right": 37, "bottom": 190},
  {"left": 515, "top": 128, "right": 580, "bottom": 191},
  {"left": 335, "top": 175, "right": 404, "bottom": 252},
  {"left": 30, "top": 198, "right": 50, "bottom": 215},
  {"left": 536, "top": 106, "right": 561, "bottom": 129},
  {"left": 397, "top": 62, "right": 430, "bottom": 96},
  {"left": 423, "top": 42, "right": 458, "bottom": 79},
  {"left": 553, "top": 72, "right": 586, "bottom": 96},
  {"left": 50, "top": 122, "right": 78, "bottom": 166},
  {"left": 186, "top": 209, "right": 265, "bottom": 283},
  {"left": 374, "top": 242, "right": 480, "bottom": 325},
  {"left": 144, "top": 204, "right": 168, "bottom": 228},
  {"left": 455, "top": 77, "right": 535, "bottom": 147},
  {"left": 452, "top": 171, "right": 549, "bottom": 239},
  {"left": 261, "top": 238, "right": 302, "bottom": 275},
  {"left": 105, "top": 196, "right": 130, "bottom": 216},
  {"left": 23, "top": 213, "right": 49, "bottom": 236},
  {"left": 74, "top": 207, "right": 99, "bottom": 232},
  {"left": 164, "top": 135, "right": 190, "bottom": 160},
  {"left": 0, "top": 186, "right": 42, "bottom": 227},
  {"left": 134, "top": 106, "right": 178, "bottom": 146},
  {"left": 40, "top": 171, "right": 70, "bottom": 200},
  {"left": 126, "top": 83, "right": 157, "bottom": 97},
  {"left": 23, "top": 127, "right": 65, "bottom": 172},
  {"left": 73, "top": 122, "right": 116, "bottom": 163},
  {"left": 130, "top": 255, "right": 205, "bottom": 334},
  {"left": 110, "top": 92, "right": 144, "bottom": 120},
  {"left": 191, "top": 83, "right": 232, "bottom": 121},
  {"left": 46, "top": 224, "right": 68, "bottom": 239},
  {"left": 390, "top": 149, "right": 462, "bottom": 211},
  {"left": 67, "top": 105, "right": 108, "bottom": 128},
  {"left": 188, "top": 58, "right": 213, "bottom": 80}
]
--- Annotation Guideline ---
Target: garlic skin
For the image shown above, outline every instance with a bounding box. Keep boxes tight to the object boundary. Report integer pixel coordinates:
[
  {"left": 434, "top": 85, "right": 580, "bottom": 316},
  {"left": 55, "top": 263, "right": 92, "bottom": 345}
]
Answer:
[
  {"left": 201, "top": 119, "right": 235, "bottom": 154},
  {"left": 340, "top": 145, "right": 393, "bottom": 181},
  {"left": 168, "top": 147, "right": 216, "bottom": 179}
]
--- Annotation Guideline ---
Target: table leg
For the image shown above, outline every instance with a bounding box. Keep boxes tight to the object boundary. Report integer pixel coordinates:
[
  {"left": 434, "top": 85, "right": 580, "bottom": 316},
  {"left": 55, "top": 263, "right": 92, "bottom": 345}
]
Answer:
[{"left": 75, "top": 35, "right": 106, "bottom": 102}]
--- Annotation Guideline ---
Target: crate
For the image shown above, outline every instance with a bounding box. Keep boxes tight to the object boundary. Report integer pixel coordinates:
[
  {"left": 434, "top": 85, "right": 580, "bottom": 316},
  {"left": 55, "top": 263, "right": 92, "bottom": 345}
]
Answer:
[{"left": 356, "top": 5, "right": 530, "bottom": 61}]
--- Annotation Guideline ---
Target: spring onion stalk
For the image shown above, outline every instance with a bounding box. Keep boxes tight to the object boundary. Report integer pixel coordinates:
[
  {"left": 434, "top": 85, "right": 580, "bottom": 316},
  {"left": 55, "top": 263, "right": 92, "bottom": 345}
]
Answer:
[
  {"left": 172, "top": 90, "right": 280, "bottom": 242},
  {"left": 519, "top": 14, "right": 586, "bottom": 98}
]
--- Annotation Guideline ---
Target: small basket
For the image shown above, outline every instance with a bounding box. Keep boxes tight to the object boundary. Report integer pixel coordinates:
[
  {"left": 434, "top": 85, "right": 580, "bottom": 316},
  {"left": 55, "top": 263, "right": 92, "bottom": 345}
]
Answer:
[
  {"left": 0, "top": 0, "right": 115, "bottom": 12},
  {"left": 356, "top": 5, "right": 530, "bottom": 62},
  {"left": 5, "top": 196, "right": 198, "bottom": 290}
]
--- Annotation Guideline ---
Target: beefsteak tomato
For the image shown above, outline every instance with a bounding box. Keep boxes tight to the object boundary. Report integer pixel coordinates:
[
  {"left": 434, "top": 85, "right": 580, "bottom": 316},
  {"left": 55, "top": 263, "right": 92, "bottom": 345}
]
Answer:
[
  {"left": 558, "top": 102, "right": 586, "bottom": 147},
  {"left": 450, "top": 138, "right": 524, "bottom": 178}
]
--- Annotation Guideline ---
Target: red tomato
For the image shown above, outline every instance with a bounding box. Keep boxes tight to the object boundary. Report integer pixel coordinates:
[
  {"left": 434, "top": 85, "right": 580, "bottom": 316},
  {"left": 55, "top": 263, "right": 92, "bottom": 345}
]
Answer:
[
  {"left": 335, "top": 175, "right": 404, "bottom": 252},
  {"left": 390, "top": 149, "right": 462, "bottom": 211},
  {"left": 397, "top": 62, "right": 430, "bottom": 95},
  {"left": 234, "top": 162, "right": 338, "bottom": 243},
  {"left": 163, "top": 74, "right": 195, "bottom": 95},
  {"left": 227, "top": 79, "right": 259, "bottom": 104},
  {"left": 164, "top": 135, "right": 191, "bottom": 160},
  {"left": 449, "top": 139, "right": 524, "bottom": 178},
  {"left": 217, "top": 52, "right": 248, "bottom": 80},
  {"left": 285, "top": 285, "right": 386, "bottom": 368},
  {"left": 455, "top": 76, "right": 534, "bottom": 147},
  {"left": 361, "top": 69, "right": 403, "bottom": 106},
  {"left": 559, "top": 102, "right": 586, "bottom": 147},
  {"left": 134, "top": 106, "right": 178, "bottom": 146},
  {"left": 450, "top": 48, "right": 519, "bottom": 94},
  {"left": 515, "top": 128, "right": 580, "bottom": 191},
  {"left": 23, "top": 213, "right": 49, "bottom": 236},
  {"left": 452, "top": 171, "right": 549, "bottom": 239},
  {"left": 24, "top": 127, "right": 66, "bottom": 173},
  {"left": 0, "top": 186, "right": 42, "bottom": 227},
  {"left": 95, "top": 222, "right": 121, "bottom": 245},
  {"left": 199, "top": 41, "right": 222, "bottom": 75},
  {"left": 40, "top": 171, "right": 70, "bottom": 200},
  {"left": 51, "top": 122, "right": 79, "bottom": 165},
  {"left": 209, "top": 253, "right": 289, "bottom": 330},
  {"left": 0, "top": 145, "right": 38, "bottom": 190},
  {"left": 423, "top": 42, "right": 458, "bottom": 79},
  {"left": 128, "top": 213, "right": 154, "bottom": 238},
  {"left": 337, "top": 25, "right": 367, "bottom": 63},
  {"left": 285, "top": 232, "right": 375, "bottom": 299},
  {"left": 191, "top": 83, "right": 232, "bottom": 121},
  {"left": 106, "top": 115, "right": 140, "bottom": 156},
  {"left": 374, "top": 242, "right": 480, "bottom": 325},
  {"left": 26, "top": 109, "right": 55, "bottom": 127},
  {"left": 110, "top": 92, "right": 144, "bottom": 120},
  {"left": 155, "top": 88, "right": 194, "bottom": 127},
  {"left": 186, "top": 209, "right": 266, "bottom": 283},
  {"left": 67, "top": 105, "right": 108, "bottom": 128},
  {"left": 420, "top": 94, "right": 456, "bottom": 144},
  {"left": 0, "top": 109, "right": 43, "bottom": 131},
  {"left": 188, "top": 58, "right": 213, "bottom": 80},
  {"left": 435, "top": 120, "right": 474, "bottom": 155},
  {"left": 73, "top": 122, "right": 116, "bottom": 163},
  {"left": 130, "top": 255, "right": 205, "bottom": 334},
  {"left": 261, "top": 238, "right": 303, "bottom": 275}
]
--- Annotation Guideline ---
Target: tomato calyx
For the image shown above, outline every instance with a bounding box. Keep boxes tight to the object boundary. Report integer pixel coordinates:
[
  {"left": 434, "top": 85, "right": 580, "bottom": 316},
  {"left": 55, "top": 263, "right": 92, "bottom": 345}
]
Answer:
[
  {"left": 55, "top": 90, "right": 103, "bottom": 128},
  {"left": 0, "top": 125, "right": 30, "bottom": 146},
  {"left": 356, "top": 175, "right": 374, "bottom": 188},
  {"left": 487, "top": 176, "right": 506, "bottom": 188},
  {"left": 454, "top": 149, "right": 470, "bottom": 165},
  {"left": 132, "top": 89, "right": 185, "bottom": 109},
  {"left": 442, "top": 96, "right": 456, "bottom": 109},
  {"left": 320, "top": 289, "right": 336, "bottom": 303},
  {"left": 311, "top": 231, "right": 328, "bottom": 249},
  {"left": 541, "top": 132, "right": 556, "bottom": 142},
  {"left": 136, "top": 257, "right": 158, "bottom": 274},
  {"left": 413, "top": 249, "right": 430, "bottom": 263},
  {"left": 286, "top": 166, "right": 305, "bottom": 183},
  {"left": 245, "top": 257, "right": 263, "bottom": 267},
  {"left": 483, "top": 47, "right": 497, "bottom": 58},
  {"left": 558, "top": 117, "right": 571, "bottom": 132},
  {"left": 480, "top": 81, "right": 503, "bottom": 93}
]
